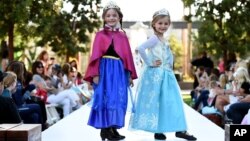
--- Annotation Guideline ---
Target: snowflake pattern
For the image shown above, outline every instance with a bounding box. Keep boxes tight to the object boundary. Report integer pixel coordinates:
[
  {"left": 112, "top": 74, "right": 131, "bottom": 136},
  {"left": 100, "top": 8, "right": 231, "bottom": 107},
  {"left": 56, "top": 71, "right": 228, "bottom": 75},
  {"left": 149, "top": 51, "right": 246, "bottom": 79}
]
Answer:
[
  {"left": 130, "top": 38, "right": 187, "bottom": 132},
  {"left": 152, "top": 73, "right": 161, "bottom": 84},
  {"left": 148, "top": 91, "right": 156, "bottom": 104},
  {"left": 148, "top": 114, "right": 158, "bottom": 129},
  {"left": 137, "top": 113, "right": 149, "bottom": 128},
  {"left": 135, "top": 113, "right": 159, "bottom": 130}
]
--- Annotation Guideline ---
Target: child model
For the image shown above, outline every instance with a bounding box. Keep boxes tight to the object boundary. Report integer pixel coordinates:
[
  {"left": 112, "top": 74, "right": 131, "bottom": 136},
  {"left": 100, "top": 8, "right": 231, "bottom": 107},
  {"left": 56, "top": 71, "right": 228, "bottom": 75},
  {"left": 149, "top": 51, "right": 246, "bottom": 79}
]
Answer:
[
  {"left": 84, "top": 1, "right": 137, "bottom": 140},
  {"left": 129, "top": 9, "right": 197, "bottom": 141}
]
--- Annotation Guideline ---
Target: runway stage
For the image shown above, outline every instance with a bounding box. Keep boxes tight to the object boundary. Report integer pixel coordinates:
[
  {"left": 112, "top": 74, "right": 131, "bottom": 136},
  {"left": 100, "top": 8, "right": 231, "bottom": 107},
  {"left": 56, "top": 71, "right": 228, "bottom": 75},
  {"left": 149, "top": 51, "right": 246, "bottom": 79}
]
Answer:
[{"left": 42, "top": 103, "right": 224, "bottom": 141}]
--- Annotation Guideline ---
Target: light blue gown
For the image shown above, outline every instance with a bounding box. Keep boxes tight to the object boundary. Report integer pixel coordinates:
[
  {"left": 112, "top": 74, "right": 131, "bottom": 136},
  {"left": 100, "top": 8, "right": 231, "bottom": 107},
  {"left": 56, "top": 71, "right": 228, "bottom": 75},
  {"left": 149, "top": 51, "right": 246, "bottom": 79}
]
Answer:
[{"left": 129, "top": 35, "right": 187, "bottom": 133}]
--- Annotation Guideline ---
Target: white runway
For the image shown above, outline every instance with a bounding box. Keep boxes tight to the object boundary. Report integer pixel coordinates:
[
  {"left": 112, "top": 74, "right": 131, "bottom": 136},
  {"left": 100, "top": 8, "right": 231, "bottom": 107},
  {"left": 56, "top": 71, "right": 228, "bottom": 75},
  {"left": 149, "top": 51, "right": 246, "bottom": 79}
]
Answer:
[{"left": 42, "top": 103, "right": 224, "bottom": 141}]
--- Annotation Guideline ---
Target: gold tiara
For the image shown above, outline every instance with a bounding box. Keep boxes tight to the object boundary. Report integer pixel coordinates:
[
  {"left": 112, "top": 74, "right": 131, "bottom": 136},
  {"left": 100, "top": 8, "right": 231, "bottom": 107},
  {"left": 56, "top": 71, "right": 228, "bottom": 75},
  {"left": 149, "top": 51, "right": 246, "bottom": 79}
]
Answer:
[
  {"left": 153, "top": 9, "right": 170, "bottom": 18},
  {"left": 103, "top": 1, "right": 120, "bottom": 11}
]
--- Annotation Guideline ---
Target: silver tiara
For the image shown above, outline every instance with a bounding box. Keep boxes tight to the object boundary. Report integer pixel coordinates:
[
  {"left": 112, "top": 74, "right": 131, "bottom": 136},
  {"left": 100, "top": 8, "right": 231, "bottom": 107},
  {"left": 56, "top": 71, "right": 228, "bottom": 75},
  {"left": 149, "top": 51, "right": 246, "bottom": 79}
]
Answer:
[
  {"left": 103, "top": 1, "right": 120, "bottom": 11},
  {"left": 153, "top": 9, "right": 170, "bottom": 18}
]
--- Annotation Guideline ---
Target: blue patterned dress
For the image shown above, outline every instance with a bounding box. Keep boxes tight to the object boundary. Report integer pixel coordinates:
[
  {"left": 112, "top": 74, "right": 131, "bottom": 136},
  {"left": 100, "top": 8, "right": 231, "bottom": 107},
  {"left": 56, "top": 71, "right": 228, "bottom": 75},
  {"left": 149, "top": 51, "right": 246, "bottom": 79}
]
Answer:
[{"left": 129, "top": 35, "right": 187, "bottom": 133}]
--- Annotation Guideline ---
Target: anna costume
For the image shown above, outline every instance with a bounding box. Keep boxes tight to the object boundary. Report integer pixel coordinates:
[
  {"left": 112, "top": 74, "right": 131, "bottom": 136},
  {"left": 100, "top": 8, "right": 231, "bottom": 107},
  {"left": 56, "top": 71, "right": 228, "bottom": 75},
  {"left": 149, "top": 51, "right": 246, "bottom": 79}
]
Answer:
[{"left": 84, "top": 27, "right": 137, "bottom": 129}]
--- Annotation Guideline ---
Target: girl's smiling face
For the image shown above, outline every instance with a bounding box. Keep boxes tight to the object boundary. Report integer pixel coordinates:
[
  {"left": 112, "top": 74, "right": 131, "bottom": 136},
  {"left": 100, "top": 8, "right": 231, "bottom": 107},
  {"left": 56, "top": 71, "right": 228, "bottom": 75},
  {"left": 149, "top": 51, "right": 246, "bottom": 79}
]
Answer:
[
  {"left": 104, "top": 9, "right": 120, "bottom": 27},
  {"left": 153, "top": 17, "right": 170, "bottom": 35}
]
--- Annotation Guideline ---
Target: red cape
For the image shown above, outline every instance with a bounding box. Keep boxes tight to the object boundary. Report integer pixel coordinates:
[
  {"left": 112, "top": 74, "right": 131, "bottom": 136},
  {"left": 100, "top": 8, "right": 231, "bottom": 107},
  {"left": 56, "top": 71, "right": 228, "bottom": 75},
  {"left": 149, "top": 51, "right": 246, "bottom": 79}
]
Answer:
[{"left": 84, "top": 29, "right": 137, "bottom": 83}]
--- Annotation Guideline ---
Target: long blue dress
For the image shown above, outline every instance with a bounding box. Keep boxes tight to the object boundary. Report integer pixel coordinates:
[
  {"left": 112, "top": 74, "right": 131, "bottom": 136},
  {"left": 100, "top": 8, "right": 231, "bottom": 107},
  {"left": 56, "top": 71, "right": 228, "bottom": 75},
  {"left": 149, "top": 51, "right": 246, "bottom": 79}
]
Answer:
[
  {"left": 129, "top": 35, "right": 187, "bottom": 133},
  {"left": 88, "top": 57, "right": 129, "bottom": 129}
]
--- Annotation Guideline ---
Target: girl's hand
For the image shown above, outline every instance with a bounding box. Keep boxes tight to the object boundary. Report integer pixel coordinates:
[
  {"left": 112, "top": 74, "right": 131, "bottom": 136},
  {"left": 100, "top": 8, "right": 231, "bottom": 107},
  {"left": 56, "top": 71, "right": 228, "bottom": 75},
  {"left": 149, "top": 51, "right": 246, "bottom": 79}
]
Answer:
[
  {"left": 152, "top": 60, "right": 162, "bottom": 67},
  {"left": 129, "top": 77, "right": 134, "bottom": 87},
  {"left": 93, "top": 76, "right": 99, "bottom": 84}
]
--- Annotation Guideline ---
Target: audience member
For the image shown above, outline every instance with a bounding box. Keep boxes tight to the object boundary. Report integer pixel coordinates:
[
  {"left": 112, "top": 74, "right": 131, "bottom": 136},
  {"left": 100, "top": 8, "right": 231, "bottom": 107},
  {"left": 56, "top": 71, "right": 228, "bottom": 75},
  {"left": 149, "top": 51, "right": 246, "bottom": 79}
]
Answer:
[
  {"left": 0, "top": 71, "right": 22, "bottom": 124},
  {"left": 226, "top": 81, "right": 250, "bottom": 124}
]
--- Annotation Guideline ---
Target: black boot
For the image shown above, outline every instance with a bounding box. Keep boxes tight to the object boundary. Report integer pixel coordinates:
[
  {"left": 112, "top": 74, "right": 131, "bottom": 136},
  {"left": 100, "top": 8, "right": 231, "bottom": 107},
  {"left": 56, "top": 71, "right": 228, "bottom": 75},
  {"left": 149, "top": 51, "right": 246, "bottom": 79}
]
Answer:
[
  {"left": 175, "top": 131, "right": 197, "bottom": 141},
  {"left": 111, "top": 127, "right": 125, "bottom": 140},
  {"left": 154, "top": 133, "right": 166, "bottom": 140},
  {"left": 100, "top": 128, "right": 120, "bottom": 141}
]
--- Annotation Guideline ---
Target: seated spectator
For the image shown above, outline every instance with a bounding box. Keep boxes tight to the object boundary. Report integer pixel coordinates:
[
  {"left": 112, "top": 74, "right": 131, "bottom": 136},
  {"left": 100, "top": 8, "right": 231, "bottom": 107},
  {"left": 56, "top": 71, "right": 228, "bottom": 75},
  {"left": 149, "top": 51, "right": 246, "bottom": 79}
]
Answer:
[
  {"left": 0, "top": 71, "right": 6, "bottom": 93},
  {"left": 6, "top": 61, "right": 46, "bottom": 130},
  {"left": 2, "top": 71, "right": 17, "bottom": 98},
  {"left": 45, "top": 76, "right": 76, "bottom": 117},
  {"left": 40, "top": 65, "right": 81, "bottom": 117},
  {"left": 226, "top": 81, "right": 250, "bottom": 124},
  {"left": 0, "top": 71, "right": 22, "bottom": 124},
  {"left": 218, "top": 73, "right": 231, "bottom": 90},
  {"left": 190, "top": 66, "right": 209, "bottom": 102},
  {"left": 215, "top": 66, "right": 249, "bottom": 114},
  {"left": 76, "top": 72, "right": 84, "bottom": 85},
  {"left": 61, "top": 63, "right": 81, "bottom": 107},
  {"left": 194, "top": 81, "right": 218, "bottom": 111},
  {"left": 32, "top": 60, "right": 46, "bottom": 78},
  {"left": 31, "top": 74, "right": 48, "bottom": 103},
  {"left": 48, "top": 64, "right": 62, "bottom": 89},
  {"left": 209, "top": 68, "right": 220, "bottom": 81}
]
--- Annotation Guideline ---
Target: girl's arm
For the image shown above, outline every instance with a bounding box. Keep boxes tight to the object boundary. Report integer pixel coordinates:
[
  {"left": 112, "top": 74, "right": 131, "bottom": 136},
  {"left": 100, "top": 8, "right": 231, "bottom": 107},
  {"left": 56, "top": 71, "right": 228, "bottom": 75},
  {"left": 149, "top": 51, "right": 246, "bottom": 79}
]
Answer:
[
  {"left": 137, "top": 35, "right": 158, "bottom": 66},
  {"left": 239, "top": 95, "right": 250, "bottom": 102},
  {"left": 61, "top": 75, "right": 72, "bottom": 89}
]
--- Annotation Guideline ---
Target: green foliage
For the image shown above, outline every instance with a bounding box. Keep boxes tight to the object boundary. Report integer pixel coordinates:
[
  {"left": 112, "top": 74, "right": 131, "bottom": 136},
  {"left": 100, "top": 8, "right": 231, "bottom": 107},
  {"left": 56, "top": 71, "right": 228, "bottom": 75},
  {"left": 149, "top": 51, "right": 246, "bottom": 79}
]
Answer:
[
  {"left": 182, "top": 0, "right": 195, "bottom": 7},
  {"left": 0, "top": 0, "right": 101, "bottom": 61},
  {"left": 0, "top": 0, "right": 30, "bottom": 37},
  {"left": 182, "top": 0, "right": 250, "bottom": 62},
  {"left": 182, "top": 94, "right": 192, "bottom": 106},
  {"left": 169, "top": 35, "right": 184, "bottom": 72},
  {"left": 37, "top": 0, "right": 102, "bottom": 58}
]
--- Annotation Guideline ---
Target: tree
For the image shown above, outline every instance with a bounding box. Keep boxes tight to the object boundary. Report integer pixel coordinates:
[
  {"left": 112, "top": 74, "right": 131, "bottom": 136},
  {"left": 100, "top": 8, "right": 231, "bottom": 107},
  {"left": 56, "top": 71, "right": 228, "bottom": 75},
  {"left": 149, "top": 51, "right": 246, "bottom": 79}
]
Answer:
[
  {"left": 169, "top": 35, "right": 184, "bottom": 72},
  {"left": 37, "top": 0, "right": 101, "bottom": 61},
  {"left": 0, "top": 0, "right": 101, "bottom": 61},
  {"left": 182, "top": 0, "right": 250, "bottom": 67},
  {"left": 0, "top": 0, "right": 56, "bottom": 61}
]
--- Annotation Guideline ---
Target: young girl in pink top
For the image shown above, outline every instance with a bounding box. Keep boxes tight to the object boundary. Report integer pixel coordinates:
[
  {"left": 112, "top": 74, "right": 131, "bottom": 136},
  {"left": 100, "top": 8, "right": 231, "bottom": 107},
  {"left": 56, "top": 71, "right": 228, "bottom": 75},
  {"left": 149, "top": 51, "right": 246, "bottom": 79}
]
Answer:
[{"left": 84, "top": 1, "right": 137, "bottom": 140}]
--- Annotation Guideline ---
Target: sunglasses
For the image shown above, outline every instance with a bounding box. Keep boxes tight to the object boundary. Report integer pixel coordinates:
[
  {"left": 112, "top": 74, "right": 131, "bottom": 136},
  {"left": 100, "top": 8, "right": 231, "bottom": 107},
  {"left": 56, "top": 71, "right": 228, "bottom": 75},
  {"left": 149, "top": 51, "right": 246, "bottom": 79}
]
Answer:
[{"left": 37, "top": 65, "right": 44, "bottom": 68}]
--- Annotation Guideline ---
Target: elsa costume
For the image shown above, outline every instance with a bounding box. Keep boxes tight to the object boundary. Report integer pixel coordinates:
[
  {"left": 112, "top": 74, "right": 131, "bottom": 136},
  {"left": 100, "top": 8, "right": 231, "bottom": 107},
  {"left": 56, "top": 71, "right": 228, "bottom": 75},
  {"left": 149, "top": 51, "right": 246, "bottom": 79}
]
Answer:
[{"left": 129, "top": 34, "right": 187, "bottom": 133}]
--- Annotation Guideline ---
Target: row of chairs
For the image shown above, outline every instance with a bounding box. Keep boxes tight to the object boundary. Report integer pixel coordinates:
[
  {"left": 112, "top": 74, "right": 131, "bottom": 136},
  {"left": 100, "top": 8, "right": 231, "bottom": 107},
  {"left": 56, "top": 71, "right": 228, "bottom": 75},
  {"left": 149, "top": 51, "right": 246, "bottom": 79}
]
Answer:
[{"left": 45, "top": 104, "right": 61, "bottom": 126}]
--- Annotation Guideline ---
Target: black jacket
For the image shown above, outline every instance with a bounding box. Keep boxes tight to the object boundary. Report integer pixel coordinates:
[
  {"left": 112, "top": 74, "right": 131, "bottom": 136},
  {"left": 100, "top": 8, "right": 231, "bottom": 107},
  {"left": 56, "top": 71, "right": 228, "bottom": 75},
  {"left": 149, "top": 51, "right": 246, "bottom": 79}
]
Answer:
[{"left": 0, "top": 95, "right": 22, "bottom": 124}]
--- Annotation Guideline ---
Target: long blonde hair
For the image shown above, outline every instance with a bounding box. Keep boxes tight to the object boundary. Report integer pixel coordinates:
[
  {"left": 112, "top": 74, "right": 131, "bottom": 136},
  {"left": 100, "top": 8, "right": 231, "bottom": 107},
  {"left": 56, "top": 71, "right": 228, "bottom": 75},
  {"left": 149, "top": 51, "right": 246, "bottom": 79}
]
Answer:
[
  {"left": 219, "top": 74, "right": 228, "bottom": 89},
  {"left": 233, "top": 67, "right": 250, "bottom": 89},
  {"left": 3, "top": 71, "right": 17, "bottom": 88}
]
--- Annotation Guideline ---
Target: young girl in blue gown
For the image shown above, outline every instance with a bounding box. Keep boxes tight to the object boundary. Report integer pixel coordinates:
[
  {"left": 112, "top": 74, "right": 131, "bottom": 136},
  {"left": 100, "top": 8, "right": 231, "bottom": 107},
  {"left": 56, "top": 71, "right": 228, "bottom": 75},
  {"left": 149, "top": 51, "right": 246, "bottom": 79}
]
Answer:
[
  {"left": 84, "top": 1, "right": 137, "bottom": 140},
  {"left": 129, "top": 8, "right": 197, "bottom": 141}
]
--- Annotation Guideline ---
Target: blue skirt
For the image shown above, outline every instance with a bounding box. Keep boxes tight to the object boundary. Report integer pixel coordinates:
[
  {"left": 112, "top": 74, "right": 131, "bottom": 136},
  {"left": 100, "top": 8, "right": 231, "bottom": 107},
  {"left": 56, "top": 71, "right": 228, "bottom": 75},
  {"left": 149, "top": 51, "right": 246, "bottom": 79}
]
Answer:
[
  {"left": 129, "top": 67, "right": 187, "bottom": 133},
  {"left": 88, "top": 57, "right": 129, "bottom": 129}
]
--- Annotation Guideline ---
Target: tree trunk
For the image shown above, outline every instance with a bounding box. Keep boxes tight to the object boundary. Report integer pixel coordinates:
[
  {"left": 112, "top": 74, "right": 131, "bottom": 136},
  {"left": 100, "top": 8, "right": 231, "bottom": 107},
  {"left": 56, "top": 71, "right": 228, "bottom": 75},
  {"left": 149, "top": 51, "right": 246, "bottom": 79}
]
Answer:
[{"left": 8, "top": 23, "right": 14, "bottom": 61}]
